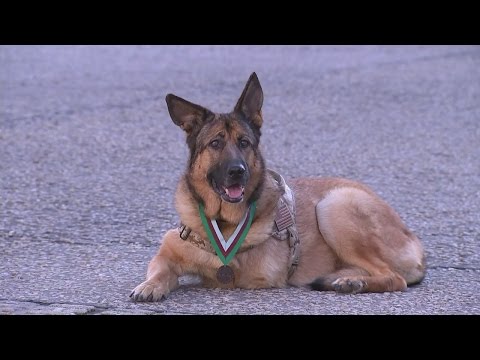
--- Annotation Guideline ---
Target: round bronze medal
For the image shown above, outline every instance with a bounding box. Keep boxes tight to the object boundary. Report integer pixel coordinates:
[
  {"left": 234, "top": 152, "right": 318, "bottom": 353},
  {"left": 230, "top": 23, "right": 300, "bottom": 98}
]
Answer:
[{"left": 216, "top": 265, "right": 234, "bottom": 284}]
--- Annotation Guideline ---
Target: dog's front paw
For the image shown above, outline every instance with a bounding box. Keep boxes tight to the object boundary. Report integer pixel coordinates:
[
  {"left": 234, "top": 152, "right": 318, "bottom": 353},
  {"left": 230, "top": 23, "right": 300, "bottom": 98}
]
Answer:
[
  {"left": 332, "top": 277, "right": 367, "bottom": 294},
  {"left": 130, "top": 280, "right": 170, "bottom": 302}
]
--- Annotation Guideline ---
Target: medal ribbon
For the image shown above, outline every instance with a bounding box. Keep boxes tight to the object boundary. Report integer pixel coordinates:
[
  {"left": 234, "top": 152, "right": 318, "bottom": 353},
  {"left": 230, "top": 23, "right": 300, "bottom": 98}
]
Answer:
[{"left": 199, "top": 201, "right": 257, "bottom": 265}]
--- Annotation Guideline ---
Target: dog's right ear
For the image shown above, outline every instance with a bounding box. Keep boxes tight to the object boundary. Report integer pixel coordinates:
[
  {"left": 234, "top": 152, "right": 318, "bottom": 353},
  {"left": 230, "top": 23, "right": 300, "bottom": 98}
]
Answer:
[
  {"left": 166, "top": 94, "right": 213, "bottom": 134},
  {"left": 234, "top": 72, "right": 263, "bottom": 129}
]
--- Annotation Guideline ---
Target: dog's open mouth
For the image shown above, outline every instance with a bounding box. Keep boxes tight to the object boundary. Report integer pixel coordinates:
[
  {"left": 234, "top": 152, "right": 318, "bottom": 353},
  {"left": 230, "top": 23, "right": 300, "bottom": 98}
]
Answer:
[
  {"left": 212, "top": 179, "right": 245, "bottom": 203},
  {"left": 223, "top": 184, "right": 245, "bottom": 202}
]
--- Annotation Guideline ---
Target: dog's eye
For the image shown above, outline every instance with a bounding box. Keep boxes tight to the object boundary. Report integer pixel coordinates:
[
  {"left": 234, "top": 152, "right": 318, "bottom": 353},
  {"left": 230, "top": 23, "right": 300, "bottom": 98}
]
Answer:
[
  {"left": 210, "top": 140, "right": 220, "bottom": 149},
  {"left": 239, "top": 139, "right": 250, "bottom": 149}
]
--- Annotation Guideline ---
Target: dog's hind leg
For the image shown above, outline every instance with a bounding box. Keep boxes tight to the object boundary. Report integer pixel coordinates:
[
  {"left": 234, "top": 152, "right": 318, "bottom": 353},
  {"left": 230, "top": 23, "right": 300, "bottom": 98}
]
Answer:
[
  {"left": 309, "top": 267, "right": 368, "bottom": 292},
  {"left": 310, "top": 268, "right": 407, "bottom": 294},
  {"left": 312, "top": 186, "right": 424, "bottom": 294}
]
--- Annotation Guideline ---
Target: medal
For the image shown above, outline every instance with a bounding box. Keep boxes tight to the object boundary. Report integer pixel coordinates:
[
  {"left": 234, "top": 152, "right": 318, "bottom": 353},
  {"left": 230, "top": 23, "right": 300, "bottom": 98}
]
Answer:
[
  {"left": 216, "top": 265, "right": 235, "bottom": 284},
  {"left": 199, "top": 201, "right": 257, "bottom": 284}
]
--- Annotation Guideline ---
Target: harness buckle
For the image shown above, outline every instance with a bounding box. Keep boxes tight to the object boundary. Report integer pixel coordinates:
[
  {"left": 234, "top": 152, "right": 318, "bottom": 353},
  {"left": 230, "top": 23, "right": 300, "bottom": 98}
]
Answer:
[{"left": 179, "top": 224, "right": 191, "bottom": 240}]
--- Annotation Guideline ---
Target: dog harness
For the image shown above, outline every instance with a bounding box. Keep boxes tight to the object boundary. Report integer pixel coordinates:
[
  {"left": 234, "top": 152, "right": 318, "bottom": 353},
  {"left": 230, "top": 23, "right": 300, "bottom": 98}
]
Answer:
[
  {"left": 268, "top": 169, "right": 300, "bottom": 278},
  {"left": 178, "top": 169, "right": 300, "bottom": 278}
]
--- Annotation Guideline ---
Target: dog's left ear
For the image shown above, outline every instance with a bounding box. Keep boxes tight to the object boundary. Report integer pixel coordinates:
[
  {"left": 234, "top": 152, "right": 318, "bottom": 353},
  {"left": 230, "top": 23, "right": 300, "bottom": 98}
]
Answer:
[{"left": 234, "top": 72, "right": 263, "bottom": 128}]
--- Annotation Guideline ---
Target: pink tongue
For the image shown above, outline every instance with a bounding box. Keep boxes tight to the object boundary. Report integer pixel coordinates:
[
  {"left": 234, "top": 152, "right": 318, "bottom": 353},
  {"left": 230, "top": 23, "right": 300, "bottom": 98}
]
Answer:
[{"left": 225, "top": 185, "right": 243, "bottom": 198}]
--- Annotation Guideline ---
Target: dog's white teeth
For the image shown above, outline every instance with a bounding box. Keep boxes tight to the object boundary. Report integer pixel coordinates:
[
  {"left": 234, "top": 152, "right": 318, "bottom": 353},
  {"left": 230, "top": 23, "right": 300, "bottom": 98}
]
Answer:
[{"left": 225, "top": 185, "right": 244, "bottom": 199}]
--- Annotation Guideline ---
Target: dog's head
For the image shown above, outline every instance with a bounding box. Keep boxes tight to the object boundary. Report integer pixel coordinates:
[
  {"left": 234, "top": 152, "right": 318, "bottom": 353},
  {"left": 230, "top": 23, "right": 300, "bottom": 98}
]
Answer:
[{"left": 166, "top": 72, "right": 265, "bottom": 206}]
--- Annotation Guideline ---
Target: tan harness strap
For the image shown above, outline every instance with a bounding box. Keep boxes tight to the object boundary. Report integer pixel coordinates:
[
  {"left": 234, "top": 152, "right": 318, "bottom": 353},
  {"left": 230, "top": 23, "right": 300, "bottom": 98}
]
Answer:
[{"left": 268, "top": 169, "right": 300, "bottom": 278}]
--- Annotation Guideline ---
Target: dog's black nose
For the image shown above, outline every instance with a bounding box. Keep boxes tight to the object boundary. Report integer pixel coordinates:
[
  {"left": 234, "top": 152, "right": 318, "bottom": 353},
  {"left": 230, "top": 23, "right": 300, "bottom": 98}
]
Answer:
[{"left": 228, "top": 164, "right": 246, "bottom": 177}]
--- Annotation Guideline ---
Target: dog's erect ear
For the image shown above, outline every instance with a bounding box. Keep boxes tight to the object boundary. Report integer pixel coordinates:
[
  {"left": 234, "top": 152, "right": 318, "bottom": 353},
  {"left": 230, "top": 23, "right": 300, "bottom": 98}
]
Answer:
[
  {"left": 166, "top": 94, "right": 213, "bottom": 134},
  {"left": 234, "top": 72, "right": 263, "bottom": 128}
]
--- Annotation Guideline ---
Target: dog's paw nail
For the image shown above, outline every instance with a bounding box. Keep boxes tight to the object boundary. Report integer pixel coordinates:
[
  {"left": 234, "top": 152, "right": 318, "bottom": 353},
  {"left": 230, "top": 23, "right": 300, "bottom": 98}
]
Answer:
[{"left": 146, "top": 293, "right": 153, "bottom": 302}]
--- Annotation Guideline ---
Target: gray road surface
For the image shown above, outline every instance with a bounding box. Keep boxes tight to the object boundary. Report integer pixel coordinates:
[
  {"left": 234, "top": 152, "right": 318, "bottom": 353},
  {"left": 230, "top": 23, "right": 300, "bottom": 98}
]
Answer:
[{"left": 1, "top": 45, "right": 479, "bottom": 314}]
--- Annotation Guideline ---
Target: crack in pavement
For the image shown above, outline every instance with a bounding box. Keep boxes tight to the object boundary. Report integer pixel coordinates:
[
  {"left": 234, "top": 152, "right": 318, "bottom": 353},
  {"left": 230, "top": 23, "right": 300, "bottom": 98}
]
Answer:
[
  {"left": 428, "top": 265, "right": 480, "bottom": 271},
  {"left": 0, "top": 298, "right": 169, "bottom": 315},
  {"left": 0, "top": 298, "right": 111, "bottom": 312}
]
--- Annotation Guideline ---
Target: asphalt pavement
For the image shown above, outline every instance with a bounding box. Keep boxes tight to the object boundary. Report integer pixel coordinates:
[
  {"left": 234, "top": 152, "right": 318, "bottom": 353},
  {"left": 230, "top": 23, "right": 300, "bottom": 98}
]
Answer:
[{"left": 1, "top": 45, "right": 479, "bottom": 314}]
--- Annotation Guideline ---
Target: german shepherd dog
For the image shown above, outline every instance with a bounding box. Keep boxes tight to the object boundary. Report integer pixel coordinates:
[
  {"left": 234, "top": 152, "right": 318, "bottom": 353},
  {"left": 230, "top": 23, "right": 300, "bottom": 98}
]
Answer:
[{"left": 131, "top": 72, "right": 426, "bottom": 302}]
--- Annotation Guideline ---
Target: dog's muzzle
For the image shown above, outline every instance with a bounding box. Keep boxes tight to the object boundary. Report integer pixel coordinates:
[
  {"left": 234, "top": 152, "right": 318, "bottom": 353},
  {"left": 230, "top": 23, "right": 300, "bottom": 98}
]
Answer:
[{"left": 210, "top": 160, "right": 249, "bottom": 203}]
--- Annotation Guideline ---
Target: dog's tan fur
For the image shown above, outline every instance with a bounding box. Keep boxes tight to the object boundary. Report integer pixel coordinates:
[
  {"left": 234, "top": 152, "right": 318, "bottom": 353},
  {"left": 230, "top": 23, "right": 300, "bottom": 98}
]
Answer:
[{"left": 131, "top": 73, "right": 425, "bottom": 301}]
